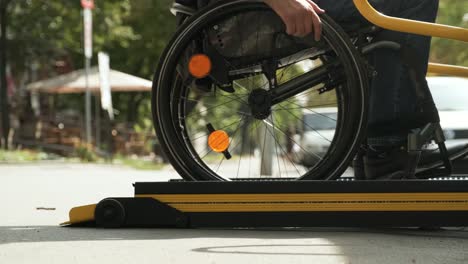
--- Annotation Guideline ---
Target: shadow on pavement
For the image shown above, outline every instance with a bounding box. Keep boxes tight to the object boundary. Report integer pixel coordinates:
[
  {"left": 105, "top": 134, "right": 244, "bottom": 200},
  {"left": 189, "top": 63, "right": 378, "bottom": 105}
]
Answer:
[
  {"left": 1, "top": 226, "right": 468, "bottom": 262},
  {"left": 1, "top": 226, "right": 467, "bottom": 244}
]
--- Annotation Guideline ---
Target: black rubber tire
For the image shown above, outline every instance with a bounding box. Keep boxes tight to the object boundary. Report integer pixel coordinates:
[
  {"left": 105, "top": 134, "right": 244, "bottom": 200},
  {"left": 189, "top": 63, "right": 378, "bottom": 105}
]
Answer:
[
  {"left": 95, "top": 199, "right": 126, "bottom": 228},
  {"left": 152, "top": 0, "right": 368, "bottom": 181}
]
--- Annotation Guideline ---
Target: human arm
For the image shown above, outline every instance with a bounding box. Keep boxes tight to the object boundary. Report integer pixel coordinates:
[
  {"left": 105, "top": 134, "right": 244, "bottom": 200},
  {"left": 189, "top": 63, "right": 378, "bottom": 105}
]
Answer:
[{"left": 263, "top": 0, "right": 325, "bottom": 40}]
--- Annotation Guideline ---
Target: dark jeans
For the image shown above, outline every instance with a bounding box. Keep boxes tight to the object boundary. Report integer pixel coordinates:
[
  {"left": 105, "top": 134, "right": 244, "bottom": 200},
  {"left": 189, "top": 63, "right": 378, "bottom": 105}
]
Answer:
[{"left": 315, "top": 0, "right": 439, "bottom": 141}]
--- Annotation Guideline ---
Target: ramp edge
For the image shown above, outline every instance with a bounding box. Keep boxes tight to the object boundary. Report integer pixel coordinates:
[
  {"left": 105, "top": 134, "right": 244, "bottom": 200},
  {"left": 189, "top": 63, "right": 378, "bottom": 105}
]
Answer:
[{"left": 61, "top": 204, "right": 97, "bottom": 226}]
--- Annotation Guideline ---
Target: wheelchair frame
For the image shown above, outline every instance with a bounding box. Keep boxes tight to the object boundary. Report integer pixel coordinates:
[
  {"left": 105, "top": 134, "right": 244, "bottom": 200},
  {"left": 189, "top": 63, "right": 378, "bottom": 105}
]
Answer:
[{"left": 161, "top": 0, "right": 468, "bottom": 181}]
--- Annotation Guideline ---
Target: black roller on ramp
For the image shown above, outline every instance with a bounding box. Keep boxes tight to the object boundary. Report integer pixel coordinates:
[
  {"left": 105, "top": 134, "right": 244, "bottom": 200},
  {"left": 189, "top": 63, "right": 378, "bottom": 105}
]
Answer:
[{"left": 63, "top": 178, "right": 468, "bottom": 228}]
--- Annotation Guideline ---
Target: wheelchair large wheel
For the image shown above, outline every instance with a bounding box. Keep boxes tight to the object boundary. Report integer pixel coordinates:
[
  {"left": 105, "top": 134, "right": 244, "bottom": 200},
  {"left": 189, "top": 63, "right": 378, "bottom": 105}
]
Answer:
[{"left": 153, "top": 0, "right": 368, "bottom": 181}]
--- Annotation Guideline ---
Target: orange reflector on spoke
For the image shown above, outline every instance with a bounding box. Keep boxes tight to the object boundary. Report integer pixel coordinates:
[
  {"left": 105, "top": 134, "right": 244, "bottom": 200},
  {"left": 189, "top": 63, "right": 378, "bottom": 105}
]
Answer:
[
  {"left": 208, "top": 130, "right": 230, "bottom": 153},
  {"left": 188, "top": 54, "right": 212, "bottom": 79}
]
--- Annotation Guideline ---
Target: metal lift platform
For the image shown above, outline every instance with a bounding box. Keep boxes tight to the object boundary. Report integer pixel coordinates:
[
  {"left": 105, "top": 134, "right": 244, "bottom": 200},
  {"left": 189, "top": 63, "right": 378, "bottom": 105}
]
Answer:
[{"left": 63, "top": 177, "right": 468, "bottom": 228}]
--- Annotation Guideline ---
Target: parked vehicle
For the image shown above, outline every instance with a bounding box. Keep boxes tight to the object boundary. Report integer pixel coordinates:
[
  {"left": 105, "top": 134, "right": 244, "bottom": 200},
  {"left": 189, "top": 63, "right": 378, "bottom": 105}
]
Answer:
[
  {"left": 293, "top": 77, "right": 468, "bottom": 171},
  {"left": 428, "top": 76, "right": 468, "bottom": 145},
  {"left": 291, "top": 107, "right": 337, "bottom": 168},
  {"left": 428, "top": 76, "right": 468, "bottom": 173}
]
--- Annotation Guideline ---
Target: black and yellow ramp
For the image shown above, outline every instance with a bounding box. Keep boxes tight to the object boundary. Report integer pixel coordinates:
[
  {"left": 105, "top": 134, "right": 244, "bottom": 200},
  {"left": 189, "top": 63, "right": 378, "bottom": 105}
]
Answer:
[{"left": 63, "top": 179, "right": 468, "bottom": 228}]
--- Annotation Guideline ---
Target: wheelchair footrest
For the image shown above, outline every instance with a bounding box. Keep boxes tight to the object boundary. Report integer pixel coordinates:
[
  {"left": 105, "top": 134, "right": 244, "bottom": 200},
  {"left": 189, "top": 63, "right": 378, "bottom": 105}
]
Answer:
[{"left": 416, "top": 142, "right": 468, "bottom": 178}]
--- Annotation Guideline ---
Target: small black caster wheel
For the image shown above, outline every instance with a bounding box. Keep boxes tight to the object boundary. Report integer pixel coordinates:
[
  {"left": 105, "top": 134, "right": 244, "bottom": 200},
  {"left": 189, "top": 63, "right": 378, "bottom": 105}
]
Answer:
[{"left": 95, "top": 199, "right": 126, "bottom": 228}]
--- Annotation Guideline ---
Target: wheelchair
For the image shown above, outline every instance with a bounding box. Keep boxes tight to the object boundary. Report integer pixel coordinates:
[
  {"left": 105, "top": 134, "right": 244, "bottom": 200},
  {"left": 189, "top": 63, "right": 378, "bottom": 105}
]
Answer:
[{"left": 152, "top": 0, "right": 468, "bottom": 181}]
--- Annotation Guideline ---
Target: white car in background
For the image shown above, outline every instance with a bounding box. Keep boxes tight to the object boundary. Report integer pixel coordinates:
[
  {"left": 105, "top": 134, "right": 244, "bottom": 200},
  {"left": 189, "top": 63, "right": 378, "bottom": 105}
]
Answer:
[
  {"left": 293, "top": 77, "right": 468, "bottom": 170},
  {"left": 428, "top": 76, "right": 468, "bottom": 173},
  {"left": 428, "top": 76, "right": 468, "bottom": 145},
  {"left": 291, "top": 107, "right": 337, "bottom": 168}
]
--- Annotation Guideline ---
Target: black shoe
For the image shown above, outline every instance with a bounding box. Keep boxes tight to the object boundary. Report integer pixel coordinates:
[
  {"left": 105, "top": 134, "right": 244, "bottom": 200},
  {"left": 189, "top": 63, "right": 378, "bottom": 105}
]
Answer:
[
  {"left": 353, "top": 142, "right": 468, "bottom": 180},
  {"left": 364, "top": 146, "right": 420, "bottom": 180}
]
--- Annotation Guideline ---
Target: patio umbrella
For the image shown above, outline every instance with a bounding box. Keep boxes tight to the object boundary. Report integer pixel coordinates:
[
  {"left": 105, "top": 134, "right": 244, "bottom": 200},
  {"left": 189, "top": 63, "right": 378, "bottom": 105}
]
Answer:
[{"left": 26, "top": 66, "right": 152, "bottom": 94}]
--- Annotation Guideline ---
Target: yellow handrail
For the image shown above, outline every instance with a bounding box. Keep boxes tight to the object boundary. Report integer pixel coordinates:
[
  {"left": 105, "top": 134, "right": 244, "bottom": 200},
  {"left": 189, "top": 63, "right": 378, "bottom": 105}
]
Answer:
[
  {"left": 428, "top": 63, "right": 468, "bottom": 78},
  {"left": 353, "top": 0, "right": 468, "bottom": 42},
  {"left": 353, "top": 0, "right": 468, "bottom": 78}
]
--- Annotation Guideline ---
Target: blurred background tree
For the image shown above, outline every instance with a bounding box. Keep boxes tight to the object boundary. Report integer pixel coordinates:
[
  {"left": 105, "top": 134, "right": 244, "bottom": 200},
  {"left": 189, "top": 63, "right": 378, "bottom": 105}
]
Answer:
[
  {"left": 0, "top": 0, "right": 466, "bottom": 155},
  {"left": 4, "top": 0, "right": 466, "bottom": 125},
  {"left": 431, "top": 0, "right": 468, "bottom": 66},
  {"left": 3, "top": 0, "right": 175, "bottom": 150},
  {"left": 5, "top": 0, "right": 174, "bottom": 114}
]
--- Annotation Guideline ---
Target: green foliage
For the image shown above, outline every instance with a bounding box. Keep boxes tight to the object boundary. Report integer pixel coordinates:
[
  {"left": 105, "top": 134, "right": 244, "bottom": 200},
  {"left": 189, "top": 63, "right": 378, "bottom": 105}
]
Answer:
[
  {"left": 118, "top": 0, "right": 176, "bottom": 79},
  {"left": 0, "top": 149, "right": 49, "bottom": 162},
  {"left": 6, "top": 0, "right": 176, "bottom": 130},
  {"left": 133, "top": 110, "right": 156, "bottom": 154},
  {"left": 430, "top": 0, "right": 468, "bottom": 66},
  {"left": 113, "top": 154, "right": 164, "bottom": 170},
  {"left": 73, "top": 144, "right": 97, "bottom": 162},
  {"left": 103, "top": 0, "right": 175, "bottom": 128},
  {"left": 4, "top": 0, "right": 466, "bottom": 154},
  {"left": 8, "top": 0, "right": 138, "bottom": 75}
]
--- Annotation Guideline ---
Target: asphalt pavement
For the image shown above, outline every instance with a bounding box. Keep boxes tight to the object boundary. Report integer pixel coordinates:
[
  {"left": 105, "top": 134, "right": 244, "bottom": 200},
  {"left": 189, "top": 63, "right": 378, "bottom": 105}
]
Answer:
[{"left": 0, "top": 163, "right": 467, "bottom": 264}]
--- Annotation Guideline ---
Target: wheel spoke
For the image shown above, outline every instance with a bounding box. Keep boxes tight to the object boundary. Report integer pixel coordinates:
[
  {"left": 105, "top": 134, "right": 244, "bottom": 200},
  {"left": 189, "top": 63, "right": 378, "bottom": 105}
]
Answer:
[{"left": 154, "top": 4, "right": 366, "bottom": 181}]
